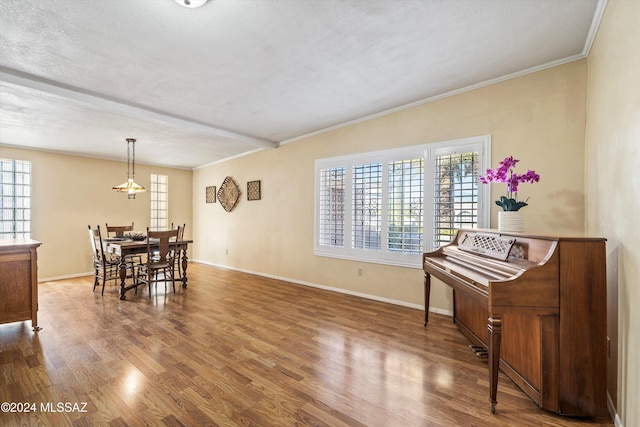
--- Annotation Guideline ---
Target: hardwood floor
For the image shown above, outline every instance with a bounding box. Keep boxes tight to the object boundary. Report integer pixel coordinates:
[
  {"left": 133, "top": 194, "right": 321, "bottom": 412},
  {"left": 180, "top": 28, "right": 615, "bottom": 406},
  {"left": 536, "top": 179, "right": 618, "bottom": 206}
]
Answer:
[{"left": 0, "top": 263, "right": 613, "bottom": 426}]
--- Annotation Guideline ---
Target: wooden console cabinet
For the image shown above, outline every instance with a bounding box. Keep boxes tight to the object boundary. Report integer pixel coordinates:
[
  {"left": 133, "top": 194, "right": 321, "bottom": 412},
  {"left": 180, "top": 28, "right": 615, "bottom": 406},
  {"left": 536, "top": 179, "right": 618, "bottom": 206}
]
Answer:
[{"left": 0, "top": 239, "right": 42, "bottom": 330}]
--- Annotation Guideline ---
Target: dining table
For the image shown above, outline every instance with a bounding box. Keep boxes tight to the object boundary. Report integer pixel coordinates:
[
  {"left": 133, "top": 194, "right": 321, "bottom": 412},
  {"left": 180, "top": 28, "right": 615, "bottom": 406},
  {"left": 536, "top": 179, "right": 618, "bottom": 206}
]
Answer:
[{"left": 104, "top": 237, "right": 193, "bottom": 300}]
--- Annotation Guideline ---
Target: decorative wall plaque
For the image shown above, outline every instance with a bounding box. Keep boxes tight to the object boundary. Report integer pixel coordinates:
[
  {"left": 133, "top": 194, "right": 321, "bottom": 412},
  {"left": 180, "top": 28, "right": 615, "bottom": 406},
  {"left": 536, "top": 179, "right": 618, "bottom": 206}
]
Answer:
[
  {"left": 217, "top": 176, "right": 241, "bottom": 212},
  {"left": 206, "top": 186, "right": 216, "bottom": 203},
  {"left": 247, "top": 180, "right": 261, "bottom": 201}
]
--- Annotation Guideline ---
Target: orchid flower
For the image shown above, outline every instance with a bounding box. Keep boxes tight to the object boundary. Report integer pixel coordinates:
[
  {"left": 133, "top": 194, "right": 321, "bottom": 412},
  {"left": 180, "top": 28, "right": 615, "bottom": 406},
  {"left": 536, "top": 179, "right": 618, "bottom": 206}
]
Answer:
[{"left": 479, "top": 156, "right": 540, "bottom": 211}]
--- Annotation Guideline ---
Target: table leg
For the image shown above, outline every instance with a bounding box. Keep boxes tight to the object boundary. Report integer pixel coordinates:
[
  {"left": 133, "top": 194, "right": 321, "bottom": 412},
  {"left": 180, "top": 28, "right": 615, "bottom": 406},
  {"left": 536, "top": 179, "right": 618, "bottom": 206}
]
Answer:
[
  {"left": 119, "top": 258, "right": 128, "bottom": 300},
  {"left": 181, "top": 250, "right": 188, "bottom": 288}
]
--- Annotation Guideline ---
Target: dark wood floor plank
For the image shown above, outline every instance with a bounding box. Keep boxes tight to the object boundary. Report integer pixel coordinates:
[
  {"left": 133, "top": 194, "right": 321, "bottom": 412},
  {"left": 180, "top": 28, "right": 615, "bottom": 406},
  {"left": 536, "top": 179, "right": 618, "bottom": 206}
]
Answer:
[{"left": 0, "top": 263, "right": 613, "bottom": 426}]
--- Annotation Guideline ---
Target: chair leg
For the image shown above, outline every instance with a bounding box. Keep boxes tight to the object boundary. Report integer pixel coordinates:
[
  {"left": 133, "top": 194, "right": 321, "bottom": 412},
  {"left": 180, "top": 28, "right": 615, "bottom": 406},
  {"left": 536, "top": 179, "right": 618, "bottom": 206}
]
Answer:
[
  {"left": 93, "top": 268, "right": 99, "bottom": 292},
  {"left": 135, "top": 265, "right": 142, "bottom": 295},
  {"left": 137, "top": 268, "right": 177, "bottom": 297},
  {"left": 148, "top": 271, "right": 153, "bottom": 298},
  {"left": 130, "top": 261, "right": 136, "bottom": 283}
]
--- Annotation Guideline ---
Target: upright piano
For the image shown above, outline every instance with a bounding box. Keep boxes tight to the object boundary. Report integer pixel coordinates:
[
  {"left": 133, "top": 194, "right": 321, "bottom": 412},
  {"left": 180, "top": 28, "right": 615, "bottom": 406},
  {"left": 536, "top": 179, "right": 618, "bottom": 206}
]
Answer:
[{"left": 423, "top": 228, "right": 607, "bottom": 416}]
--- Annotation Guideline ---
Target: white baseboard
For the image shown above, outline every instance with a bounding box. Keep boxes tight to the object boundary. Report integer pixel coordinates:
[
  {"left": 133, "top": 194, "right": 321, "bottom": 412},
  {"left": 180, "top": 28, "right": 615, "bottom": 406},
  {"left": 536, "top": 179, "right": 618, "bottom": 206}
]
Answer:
[
  {"left": 41, "top": 261, "right": 454, "bottom": 318},
  {"left": 39, "top": 271, "right": 93, "bottom": 282},
  {"left": 191, "top": 259, "right": 453, "bottom": 316},
  {"left": 607, "top": 392, "right": 622, "bottom": 427}
]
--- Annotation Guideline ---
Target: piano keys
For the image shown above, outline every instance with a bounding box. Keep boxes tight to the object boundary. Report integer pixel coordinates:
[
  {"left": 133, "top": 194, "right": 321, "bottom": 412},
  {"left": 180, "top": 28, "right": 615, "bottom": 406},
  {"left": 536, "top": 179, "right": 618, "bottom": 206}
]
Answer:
[{"left": 423, "top": 229, "right": 607, "bottom": 417}]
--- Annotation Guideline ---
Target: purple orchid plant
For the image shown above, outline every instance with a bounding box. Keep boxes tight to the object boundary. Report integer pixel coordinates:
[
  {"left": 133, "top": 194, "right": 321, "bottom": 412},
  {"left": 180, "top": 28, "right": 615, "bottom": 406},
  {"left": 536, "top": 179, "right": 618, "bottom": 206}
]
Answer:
[{"left": 479, "top": 156, "right": 541, "bottom": 211}]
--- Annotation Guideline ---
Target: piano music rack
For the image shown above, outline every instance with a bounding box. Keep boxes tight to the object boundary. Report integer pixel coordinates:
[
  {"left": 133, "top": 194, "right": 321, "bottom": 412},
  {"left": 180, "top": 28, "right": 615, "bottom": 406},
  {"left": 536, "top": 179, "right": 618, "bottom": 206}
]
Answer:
[{"left": 458, "top": 232, "right": 515, "bottom": 261}]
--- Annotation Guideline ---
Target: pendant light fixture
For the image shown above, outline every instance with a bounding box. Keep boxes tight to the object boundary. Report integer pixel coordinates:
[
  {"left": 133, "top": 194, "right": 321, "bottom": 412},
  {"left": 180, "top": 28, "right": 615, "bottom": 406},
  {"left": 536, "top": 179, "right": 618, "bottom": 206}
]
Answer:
[{"left": 112, "top": 138, "right": 145, "bottom": 199}]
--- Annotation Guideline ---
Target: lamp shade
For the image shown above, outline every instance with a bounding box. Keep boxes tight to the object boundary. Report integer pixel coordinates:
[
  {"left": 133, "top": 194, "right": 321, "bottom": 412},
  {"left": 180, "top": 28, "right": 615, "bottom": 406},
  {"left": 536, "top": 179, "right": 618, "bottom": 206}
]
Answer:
[{"left": 113, "top": 178, "right": 146, "bottom": 199}]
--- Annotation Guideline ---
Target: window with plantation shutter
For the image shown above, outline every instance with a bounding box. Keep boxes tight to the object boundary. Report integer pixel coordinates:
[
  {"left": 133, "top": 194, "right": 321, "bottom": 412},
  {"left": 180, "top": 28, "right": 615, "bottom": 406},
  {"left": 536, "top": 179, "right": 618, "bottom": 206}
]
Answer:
[
  {"left": 433, "top": 151, "right": 479, "bottom": 248},
  {"left": 388, "top": 158, "right": 424, "bottom": 255},
  {"left": 315, "top": 135, "right": 490, "bottom": 268},
  {"left": 318, "top": 167, "right": 346, "bottom": 248},
  {"left": 352, "top": 163, "right": 382, "bottom": 250}
]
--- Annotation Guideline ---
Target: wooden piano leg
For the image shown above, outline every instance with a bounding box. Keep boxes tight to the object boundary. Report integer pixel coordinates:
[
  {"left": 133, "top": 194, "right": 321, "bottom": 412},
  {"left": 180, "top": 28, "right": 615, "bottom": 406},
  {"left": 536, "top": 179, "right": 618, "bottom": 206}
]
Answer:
[
  {"left": 424, "top": 273, "right": 431, "bottom": 326},
  {"left": 488, "top": 314, "right": 502, "bottom": 413}
]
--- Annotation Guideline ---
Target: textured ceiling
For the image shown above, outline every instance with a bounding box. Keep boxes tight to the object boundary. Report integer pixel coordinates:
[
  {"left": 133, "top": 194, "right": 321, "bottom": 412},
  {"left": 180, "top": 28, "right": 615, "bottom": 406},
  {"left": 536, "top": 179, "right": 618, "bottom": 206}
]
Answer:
[{"left": 0, "top": 0, "right": 604, "bottom": 169}]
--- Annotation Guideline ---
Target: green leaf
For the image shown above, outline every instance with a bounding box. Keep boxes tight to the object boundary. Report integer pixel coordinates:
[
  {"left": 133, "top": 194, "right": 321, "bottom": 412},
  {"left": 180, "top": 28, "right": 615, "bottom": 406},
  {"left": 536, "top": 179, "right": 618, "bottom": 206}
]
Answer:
[{"left": 496, "top": 197, "right": 528, "bottom": 211}]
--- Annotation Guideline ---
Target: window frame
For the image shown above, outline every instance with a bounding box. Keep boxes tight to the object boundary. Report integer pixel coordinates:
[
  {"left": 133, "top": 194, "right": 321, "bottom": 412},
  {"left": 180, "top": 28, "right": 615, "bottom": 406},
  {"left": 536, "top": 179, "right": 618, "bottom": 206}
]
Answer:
[
  {"left": 150, "top": 173, "right": 169, "bottom": 231},
  {"left": 314, "top": 135, "right": 491, "bottom": 268},
  {"left": 0, "top": 159, "right": 31, "bottom": 240}
]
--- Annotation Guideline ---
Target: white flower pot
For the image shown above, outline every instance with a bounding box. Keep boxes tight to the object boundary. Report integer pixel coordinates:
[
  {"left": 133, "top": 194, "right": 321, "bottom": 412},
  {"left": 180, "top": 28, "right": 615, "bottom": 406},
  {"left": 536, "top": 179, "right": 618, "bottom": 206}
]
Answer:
[{"left": 498, "top": 211, "right": 524, "bottom": 233}]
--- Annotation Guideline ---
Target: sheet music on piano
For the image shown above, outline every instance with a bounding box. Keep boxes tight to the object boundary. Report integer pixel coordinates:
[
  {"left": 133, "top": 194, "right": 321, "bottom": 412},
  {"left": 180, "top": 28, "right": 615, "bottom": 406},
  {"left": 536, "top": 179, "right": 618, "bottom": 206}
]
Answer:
[{"left": 422, "top": 228, "right": 608, "bottom": 417}]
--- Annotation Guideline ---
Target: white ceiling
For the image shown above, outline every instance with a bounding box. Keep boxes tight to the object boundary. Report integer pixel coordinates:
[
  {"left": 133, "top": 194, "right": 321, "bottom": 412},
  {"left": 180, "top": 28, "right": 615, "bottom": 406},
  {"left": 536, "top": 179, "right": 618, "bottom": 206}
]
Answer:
[{"left": 0, "top": 0, "right": 605, "bottom": 169}]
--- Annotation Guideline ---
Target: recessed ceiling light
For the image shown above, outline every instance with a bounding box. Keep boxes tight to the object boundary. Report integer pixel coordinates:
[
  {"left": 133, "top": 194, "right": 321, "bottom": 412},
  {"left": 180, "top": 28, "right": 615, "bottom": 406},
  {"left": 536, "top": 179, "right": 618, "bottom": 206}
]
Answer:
[{"left": 174, "top": 0, "right": 208, "bottom": 8}]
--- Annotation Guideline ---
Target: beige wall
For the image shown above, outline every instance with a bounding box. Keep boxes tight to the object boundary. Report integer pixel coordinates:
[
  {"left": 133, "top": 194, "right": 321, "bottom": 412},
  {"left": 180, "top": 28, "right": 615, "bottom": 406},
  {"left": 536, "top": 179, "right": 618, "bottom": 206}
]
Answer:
[
  {"left": 193, "top": 60, "right": 588, "bottom": 313},
  {"left": 2, "top": 14, "right": 630, "bottom": 421},
  {"left": 0, "top": 146, "right": 193, "bottom": 279},
  {"left": 586, "top": 0, "right": 640, "bottom": 425}
]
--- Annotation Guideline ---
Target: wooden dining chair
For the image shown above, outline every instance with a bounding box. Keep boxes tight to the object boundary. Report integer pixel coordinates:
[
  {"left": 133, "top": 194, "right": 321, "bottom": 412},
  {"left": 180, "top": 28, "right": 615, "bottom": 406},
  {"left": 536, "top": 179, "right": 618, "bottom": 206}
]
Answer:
[
  {"left": 88, "top": 225, "right": 126, "bottom": 295},
  {"left": 136, "top": 227, "right": 180, "bottom": 297},
  {"left": 105, "top": 223, "right": 134, "bottom": 238},
  {"left": 105, "top": 222, "right": 142, "bottom": 273},
  {"left": 171, "top": 223, "right": 186, "bottom": 281}
]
